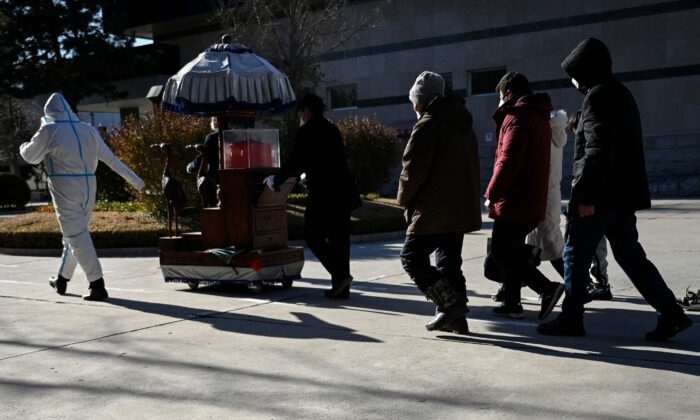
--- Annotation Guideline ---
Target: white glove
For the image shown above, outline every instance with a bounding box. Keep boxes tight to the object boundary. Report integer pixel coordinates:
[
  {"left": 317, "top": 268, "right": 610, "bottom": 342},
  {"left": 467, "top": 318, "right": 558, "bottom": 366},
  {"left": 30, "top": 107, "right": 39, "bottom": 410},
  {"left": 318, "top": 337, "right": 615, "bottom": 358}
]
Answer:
[{"left": 263, "top": 175, "right": 276, "bottom": 191}]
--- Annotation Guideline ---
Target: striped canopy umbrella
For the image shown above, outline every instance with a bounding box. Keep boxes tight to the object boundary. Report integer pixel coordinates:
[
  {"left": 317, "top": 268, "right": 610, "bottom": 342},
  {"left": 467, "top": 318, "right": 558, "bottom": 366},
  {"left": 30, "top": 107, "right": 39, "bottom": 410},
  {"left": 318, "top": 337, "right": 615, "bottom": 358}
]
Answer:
[{"left": 162, "top": 42, "right": 296, "bottom": 115}]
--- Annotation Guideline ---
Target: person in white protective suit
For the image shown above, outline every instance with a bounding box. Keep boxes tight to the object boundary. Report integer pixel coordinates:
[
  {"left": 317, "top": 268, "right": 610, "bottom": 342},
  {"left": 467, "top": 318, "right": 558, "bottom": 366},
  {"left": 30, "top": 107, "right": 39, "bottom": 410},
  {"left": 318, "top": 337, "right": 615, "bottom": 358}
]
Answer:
[{"left": 20, "top": 93, "right": 145, "bottom": 301}]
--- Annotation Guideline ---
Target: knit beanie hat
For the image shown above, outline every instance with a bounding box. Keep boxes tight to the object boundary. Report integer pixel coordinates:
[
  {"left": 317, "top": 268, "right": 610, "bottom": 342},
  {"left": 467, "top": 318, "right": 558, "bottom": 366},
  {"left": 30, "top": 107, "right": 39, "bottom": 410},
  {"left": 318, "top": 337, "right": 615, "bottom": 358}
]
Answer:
[{"left": 409, "top": 71, "right": 445, "bottom": 107}]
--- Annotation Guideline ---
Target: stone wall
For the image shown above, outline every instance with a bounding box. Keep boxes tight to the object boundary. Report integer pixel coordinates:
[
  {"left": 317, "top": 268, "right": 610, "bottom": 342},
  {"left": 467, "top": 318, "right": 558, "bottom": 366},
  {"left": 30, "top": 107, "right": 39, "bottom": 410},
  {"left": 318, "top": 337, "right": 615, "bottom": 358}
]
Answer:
[{"left": 641, "top": 132, "right": 700, "bottom": 197}]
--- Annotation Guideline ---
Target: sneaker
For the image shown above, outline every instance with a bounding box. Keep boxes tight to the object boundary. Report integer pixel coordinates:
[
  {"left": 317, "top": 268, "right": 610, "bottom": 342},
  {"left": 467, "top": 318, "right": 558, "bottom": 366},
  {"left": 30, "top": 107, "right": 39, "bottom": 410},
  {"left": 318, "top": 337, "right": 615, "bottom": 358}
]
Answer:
[
  {"left": 491, "top": 284, "right": 505, "bottom": 302},
  {"left": 325, "top": 275, "right": 353, "bottom": 299},
  {"left": 83, "top": 278, "right": 109, "bottom": 301},
  {"left": 492, "top": 283, "right": 526, "bottom": 302},
  {"left": 492, "top": 303, "right": 524, "bottom": 319},
  {"left": 588, "top": 284, "right": 613, "bottom": 301},
  {"left": 677, "top": 287, "right": 700, "bottom": 311},
  {"left": 537, "top": 316, "right": 586, "bottom": 336},
  {"left": 645, "top": 314, "right": 693, "bottom": 342},
  {"left": 539, "top": 282, "right": 565, "bottom": 320},
  {"left": 49, "top": 275, "right": 70, "bottom": 295}
]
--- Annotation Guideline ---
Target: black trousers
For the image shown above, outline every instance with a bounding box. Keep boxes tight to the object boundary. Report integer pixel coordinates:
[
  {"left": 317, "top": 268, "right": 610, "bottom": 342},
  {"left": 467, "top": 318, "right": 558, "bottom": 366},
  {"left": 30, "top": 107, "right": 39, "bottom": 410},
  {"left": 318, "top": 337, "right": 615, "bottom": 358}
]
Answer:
[
  {"left": 562, "top": 209, "right": 684, "bottom": 321},
  {"left": 400, "top": 232, "right": 466, "bottom": 301},
  {"left": 490, "top": 220, "right": 555, "bottom": 305},
  {"left": 303, "top": 203, "right": 352, "bottom": 287}
]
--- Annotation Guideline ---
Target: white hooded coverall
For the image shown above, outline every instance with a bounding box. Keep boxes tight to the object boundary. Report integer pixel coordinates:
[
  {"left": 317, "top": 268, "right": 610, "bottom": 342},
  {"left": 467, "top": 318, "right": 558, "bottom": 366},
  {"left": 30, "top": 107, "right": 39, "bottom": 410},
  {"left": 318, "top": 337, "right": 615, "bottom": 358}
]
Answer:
[{"left": 19, "top": 93, "right": 145, "bottom": 283}]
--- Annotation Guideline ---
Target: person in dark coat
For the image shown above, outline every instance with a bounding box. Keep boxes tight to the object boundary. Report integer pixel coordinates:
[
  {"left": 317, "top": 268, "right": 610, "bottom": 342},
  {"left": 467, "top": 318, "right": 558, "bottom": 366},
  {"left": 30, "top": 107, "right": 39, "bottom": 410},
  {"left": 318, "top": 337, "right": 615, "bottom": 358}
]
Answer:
[
  {"left": 398, "top": 71, "right": 482, "bottom": 334},
  {"left": 186, "top": 117, "right": 219, "bottom": 207},
  {"left": 266, "top": 94, "right": 361, "bottom": 299},
  {"left": 484, "top": 72, "right": 564, "bottom": 321},
  {"left": 187, "top": 117, "right": 219, "bottom": 182},
  {"left": 538, "top": 38, "right": 693, "bottom": 340}
]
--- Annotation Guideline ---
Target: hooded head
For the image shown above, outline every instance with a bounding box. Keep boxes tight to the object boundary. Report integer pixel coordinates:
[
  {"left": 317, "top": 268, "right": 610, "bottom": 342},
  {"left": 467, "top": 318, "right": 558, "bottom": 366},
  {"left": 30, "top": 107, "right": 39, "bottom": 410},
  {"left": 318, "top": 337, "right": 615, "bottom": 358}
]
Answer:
[
  {"left": 561, "top": 38, "right": 613, "bottom": 92},
  {"left": 550, "top": 109, "right": 568, "bottom": 130},
  {"left": 409, "top": 71, "right": 445, "bottom": 110},
  {"left": 42, "top": 93, "right": 79, "bottom": 125}
]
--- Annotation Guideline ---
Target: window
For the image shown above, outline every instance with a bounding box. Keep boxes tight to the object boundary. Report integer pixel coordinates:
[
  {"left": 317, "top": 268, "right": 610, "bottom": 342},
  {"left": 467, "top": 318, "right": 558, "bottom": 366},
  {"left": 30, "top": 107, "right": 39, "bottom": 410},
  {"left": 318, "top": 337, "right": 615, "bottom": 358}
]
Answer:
[
  {"left": 439, "top": 72, "right": 453, "bottom": 96},
  {"left": 328, "top": 84, "right": 358, "bottom": 110},
  {"left": 468, "top": 67, "right": 507, "bottom": 96}
]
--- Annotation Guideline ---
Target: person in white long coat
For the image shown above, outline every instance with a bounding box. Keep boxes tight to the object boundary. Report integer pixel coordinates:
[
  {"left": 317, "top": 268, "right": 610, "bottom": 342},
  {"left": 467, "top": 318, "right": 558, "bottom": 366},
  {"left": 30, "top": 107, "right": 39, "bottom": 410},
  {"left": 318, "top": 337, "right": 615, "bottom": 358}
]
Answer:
[
  {"left": 20, "top": 93, "right": 145, "bottom": 301},
  {"left": 526, "top": 110, "right": 568, "bottom": 276}
]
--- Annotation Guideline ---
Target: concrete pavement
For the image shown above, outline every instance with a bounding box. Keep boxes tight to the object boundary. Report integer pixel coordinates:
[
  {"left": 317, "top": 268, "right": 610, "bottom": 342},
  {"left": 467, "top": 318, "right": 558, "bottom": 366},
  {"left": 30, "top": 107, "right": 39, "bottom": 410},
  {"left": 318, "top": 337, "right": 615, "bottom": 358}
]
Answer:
[{"left": 1, "top": 200, "right": 699, "bottom": 419}]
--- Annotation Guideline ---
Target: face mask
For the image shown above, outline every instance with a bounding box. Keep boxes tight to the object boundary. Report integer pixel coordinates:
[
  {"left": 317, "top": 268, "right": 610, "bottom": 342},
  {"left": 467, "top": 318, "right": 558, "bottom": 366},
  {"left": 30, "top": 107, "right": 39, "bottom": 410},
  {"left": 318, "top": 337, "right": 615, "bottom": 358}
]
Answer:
[
  {"left": 571, "top": 78, "right": 579, "bottom": 89},
  {"left": 415, "top": 111, "right": 421, "bottom": 120},
  {"left": 498, "top": 98, "right": 505, "bottom": 107}
]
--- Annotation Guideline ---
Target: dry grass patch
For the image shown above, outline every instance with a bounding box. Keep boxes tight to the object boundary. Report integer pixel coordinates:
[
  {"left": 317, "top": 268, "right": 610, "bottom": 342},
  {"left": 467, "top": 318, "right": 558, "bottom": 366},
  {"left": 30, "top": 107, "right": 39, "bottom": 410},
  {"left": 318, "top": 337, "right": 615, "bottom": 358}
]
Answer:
[{"left": 0, "top": 211, "right": 167, "bottom": 248}]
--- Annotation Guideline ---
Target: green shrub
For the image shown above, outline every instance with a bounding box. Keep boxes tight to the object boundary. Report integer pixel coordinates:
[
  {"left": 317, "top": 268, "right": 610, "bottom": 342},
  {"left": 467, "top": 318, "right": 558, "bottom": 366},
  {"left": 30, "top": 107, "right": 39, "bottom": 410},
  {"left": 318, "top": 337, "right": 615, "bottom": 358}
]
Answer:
[
  {"left": 336, "top": 116, "right": 399, "bottom": 194},
  {"left": 287, "top": 192, "right": 377, "bottom": 206},
  {"left": 0, "top": 173, "right": 31, "bottom": 209},
  {"left": 96, "top": 132, "right": 143, "bottom": 202},
  {"left": 37, "top": 200, "right": 151, "bottom": 213},
  {"left": 96, "top": 161, "right": 133, "bottom": 202},
  {"left": 108, "top": 109, "right": 211, "bottom": 216}
]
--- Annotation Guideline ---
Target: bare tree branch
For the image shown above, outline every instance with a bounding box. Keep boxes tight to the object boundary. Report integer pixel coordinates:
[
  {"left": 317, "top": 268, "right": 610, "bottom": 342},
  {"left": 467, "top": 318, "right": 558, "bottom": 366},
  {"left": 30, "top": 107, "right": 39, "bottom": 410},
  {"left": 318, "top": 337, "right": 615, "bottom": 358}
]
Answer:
[{"left": 213, "top": 0, "right": 390, "bottom": 91}]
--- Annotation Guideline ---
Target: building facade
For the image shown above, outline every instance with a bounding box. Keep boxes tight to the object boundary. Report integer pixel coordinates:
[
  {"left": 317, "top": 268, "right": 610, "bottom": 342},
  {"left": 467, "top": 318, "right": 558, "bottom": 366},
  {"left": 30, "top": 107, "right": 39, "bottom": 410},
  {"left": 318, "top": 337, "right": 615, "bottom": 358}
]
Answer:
[{"left": 98, "top": 0, "right": 700, "bottom": 196}]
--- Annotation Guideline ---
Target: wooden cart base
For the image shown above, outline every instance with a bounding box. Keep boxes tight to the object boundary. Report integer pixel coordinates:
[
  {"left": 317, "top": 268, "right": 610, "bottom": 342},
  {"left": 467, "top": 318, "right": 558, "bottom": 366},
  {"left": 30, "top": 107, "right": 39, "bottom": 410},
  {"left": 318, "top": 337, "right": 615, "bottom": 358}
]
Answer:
[{"left": 159, "top": 235, "right": 304, "bottom": 293}]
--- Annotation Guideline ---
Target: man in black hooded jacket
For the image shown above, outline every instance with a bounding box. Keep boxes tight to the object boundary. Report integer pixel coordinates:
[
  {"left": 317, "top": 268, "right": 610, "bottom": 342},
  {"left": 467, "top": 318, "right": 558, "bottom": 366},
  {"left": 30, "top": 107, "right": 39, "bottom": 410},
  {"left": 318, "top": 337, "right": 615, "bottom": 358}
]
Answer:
[{"left": 538, "top": 38, "right": 692, "bottom": 341}]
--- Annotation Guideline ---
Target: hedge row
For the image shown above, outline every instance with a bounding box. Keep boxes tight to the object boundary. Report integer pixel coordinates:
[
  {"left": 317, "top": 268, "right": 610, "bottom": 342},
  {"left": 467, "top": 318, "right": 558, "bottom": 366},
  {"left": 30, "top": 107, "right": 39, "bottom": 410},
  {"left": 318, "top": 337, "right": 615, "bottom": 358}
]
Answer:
[{"left": 0, "top": 201, "right": 405, "bottom": 249}]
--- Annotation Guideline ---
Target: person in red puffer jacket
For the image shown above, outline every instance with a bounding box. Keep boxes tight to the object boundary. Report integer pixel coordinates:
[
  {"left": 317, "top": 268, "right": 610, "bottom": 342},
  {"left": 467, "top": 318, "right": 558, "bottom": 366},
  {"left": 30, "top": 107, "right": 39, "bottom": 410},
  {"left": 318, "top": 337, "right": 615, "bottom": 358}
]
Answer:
[{"left": 485, "top": 72, "right": 565, "bottom": 321}]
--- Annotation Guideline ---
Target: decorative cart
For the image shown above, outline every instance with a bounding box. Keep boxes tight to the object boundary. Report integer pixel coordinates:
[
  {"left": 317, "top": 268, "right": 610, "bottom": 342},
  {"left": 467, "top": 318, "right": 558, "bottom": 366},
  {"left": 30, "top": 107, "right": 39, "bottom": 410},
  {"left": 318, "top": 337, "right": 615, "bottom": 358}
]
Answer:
[{"left": 157, "top": 39, "right": 303, "bottom": 292}]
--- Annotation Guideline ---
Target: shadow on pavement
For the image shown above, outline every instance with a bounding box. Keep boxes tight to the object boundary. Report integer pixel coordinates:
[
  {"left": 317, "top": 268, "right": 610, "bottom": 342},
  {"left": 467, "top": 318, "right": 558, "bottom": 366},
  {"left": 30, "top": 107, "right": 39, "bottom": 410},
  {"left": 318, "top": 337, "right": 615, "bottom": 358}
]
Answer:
[
  {"left": 106, "top": 297, "right": 381, "bottom": 343},
  {"left": 175, "top": 276, "right": 434, "bottom": 316},
  {"left": 438, "top": 306, "right": 700, "bottom": 377}
]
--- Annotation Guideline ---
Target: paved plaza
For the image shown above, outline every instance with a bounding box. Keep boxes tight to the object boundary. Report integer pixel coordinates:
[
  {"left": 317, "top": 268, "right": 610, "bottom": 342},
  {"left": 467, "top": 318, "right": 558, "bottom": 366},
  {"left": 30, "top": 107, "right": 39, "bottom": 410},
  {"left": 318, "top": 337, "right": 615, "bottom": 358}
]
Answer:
[{"left": 1, "top": 200, "right": 699, "bottom": 419}]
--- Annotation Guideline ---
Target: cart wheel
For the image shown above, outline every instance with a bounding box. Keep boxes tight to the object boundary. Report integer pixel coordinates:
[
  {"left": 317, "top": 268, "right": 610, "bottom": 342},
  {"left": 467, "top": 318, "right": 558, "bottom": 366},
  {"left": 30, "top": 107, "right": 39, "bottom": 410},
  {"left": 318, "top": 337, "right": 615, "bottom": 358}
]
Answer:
[
  {"left": 249, "top": 284, "right": 263, "bottom": 294},
  {"left": 281, "top": 279, "right": 293, "bottom": 289},
  {"left": 187, "top": 281, "right": 199, "bottom": 291}
]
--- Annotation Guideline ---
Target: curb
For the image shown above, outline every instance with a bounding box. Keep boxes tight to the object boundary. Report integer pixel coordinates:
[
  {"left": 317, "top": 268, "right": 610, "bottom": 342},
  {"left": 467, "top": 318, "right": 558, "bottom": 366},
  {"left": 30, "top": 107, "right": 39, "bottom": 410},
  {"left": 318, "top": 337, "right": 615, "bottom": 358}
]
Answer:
[
  {"left": 0, "top": 231, "right": 407, "bottom": 258},
  {"left": 0, "top": 247, "right": 160, "bottom": 258}
]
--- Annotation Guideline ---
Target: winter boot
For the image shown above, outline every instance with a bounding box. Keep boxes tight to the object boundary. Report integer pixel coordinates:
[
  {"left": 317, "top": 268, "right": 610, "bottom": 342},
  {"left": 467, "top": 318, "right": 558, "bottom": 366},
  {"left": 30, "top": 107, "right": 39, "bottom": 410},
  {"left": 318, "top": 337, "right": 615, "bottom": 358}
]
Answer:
[
  {"left": 325, "top": 275, "right": 353, "bottom": 299},
  {"left": 424, "top": 278, "right": 465, "bottom": 331},
  {"left": 438, "top": 317, "right": 470, "bottom": 334},
  {"left": 436, "top": 298, "right": 470, "bottom": 334},
  {"left": 83, "top": 278, "right": 109, "bottom": 301},
  {"left": 49, "top": 275, "right": 70, "bottom": 295}
]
